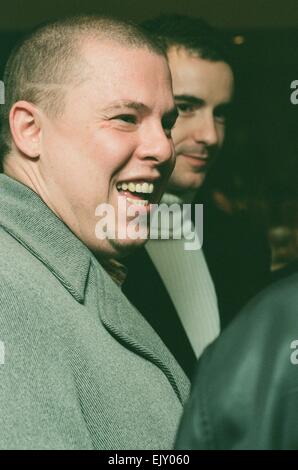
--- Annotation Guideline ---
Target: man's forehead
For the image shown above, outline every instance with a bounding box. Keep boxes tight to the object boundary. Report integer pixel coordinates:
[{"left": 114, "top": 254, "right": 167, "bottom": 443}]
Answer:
[
  {"left": 62, "top": 40, "right": 174, "bottom": 115},
  {"left": 168, "top": 45, "right": 230, "bottom": 78},
  {"left": 81, "top": 39, "right": 168, "bottom": 75},
  {"left": 168, "top": 47, "right": 234, "bottom": 104}
]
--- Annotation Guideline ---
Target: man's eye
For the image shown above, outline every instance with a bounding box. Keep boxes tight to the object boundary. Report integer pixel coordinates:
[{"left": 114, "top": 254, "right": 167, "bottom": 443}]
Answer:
[
  {"left": 176, "top": 103, "right": 197, "bottom": 115},
  {"left": 113, "top": 114, "right": 137, "bottom": 124},
  {"left": 214, "top": 105, "right": 231, "bottom": 125},
  {"left": 214, "top": 113, "right": 227, "bottom": 125}
]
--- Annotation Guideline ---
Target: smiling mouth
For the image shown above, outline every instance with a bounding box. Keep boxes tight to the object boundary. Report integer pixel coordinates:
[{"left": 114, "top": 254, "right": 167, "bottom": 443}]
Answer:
[
  {"left": 116, "top": 181, "right": 155, "bottom": 206},
  {"left": 181, "top": 154, "right": 209, "bottom": 168}
]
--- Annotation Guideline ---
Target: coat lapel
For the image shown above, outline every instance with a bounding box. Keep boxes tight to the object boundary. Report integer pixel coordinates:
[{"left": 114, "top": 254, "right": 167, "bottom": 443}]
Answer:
[{"left": 93, "top": 258, "right": 189, "bottom": 404}]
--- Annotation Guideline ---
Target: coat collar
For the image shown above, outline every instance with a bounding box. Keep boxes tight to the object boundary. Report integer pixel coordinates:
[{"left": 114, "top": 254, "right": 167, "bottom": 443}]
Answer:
[{"left": 0, "top": 174, "right": 91, "bottom": 303}]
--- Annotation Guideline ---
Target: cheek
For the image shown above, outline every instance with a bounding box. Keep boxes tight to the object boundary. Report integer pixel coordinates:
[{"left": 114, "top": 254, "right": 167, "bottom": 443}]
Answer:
[
  {"left": 171, "top": 155, "right": 188, "bottom": 177},
  {"left": 172, "top": 119, "right": 189, "bottom": 147},
  {"left": 216, "top": 125, "right": 225, "bottom": 147},
  {"left": 68, "top": 131, "right": 136, "bottom": 185},
  {"left": 92, "top": 130, "right": 137, "bottom": 168}
]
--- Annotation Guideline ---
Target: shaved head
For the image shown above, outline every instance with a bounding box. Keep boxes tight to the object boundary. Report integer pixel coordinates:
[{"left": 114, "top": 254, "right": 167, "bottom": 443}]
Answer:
[{"left": 0, "top": 14, "right": 165, "bottom": 161}]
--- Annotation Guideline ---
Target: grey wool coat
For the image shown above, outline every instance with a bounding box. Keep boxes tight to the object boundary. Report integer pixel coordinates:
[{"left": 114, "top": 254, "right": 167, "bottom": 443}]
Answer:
[{"left": 0, "top": 174, "right": 189, "bottom": 450}]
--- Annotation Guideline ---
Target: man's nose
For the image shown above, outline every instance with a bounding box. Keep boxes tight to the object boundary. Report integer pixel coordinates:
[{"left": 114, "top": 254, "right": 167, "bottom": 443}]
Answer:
[
  {"left": 193, "top": 112, "right": 219, "bottom": 147},
  {"left": 138, "top": 125, "right": 175, "bottom": 166}
]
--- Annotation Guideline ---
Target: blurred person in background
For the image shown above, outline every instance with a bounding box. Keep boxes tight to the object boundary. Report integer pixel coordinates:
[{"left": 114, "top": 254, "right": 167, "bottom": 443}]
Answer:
[{"left": 123, "top": 14, "right": 271, "bottom": 379}]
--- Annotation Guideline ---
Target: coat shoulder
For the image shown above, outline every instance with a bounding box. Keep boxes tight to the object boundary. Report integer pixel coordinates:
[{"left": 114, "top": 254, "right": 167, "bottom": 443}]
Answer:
[{"left": 176, "top": 272, "right": 298, "bottom": 449}]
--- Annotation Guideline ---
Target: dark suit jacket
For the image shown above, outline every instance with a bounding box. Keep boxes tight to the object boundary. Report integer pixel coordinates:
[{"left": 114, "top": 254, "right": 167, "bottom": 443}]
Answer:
[
  {"left": 176, "top": 272, "right": 298, "bottom": 449},
  {"left": 123, "top": 202, "right": 271, "bottom": 379},
  {"left": 202, "top": 202, "right": 271, "bottom": 327}
]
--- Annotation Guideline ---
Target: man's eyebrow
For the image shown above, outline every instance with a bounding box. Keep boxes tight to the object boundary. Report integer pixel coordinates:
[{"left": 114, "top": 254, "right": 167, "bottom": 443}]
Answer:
[
  {"left": 102, "top": 101, "right": 148, "bottom": 112},
  {"left": 174, "top": 95, "right": 205, "bottom": 106}
]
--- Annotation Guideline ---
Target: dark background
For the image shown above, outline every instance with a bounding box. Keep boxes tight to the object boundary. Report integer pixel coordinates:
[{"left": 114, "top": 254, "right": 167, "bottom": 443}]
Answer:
[
  {"left": 1, "top": 0, "right": 298, "bottom": 268},
  {"left": 0, "top": 0, "right": 297, "bottom": 30}
]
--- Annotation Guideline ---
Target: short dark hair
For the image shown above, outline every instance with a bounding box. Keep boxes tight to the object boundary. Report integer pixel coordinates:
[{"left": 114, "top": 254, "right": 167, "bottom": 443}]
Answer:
[
  {"left": 0, "top": 14, "right": 165, "bottom": 162},
  {"left": 141, "top": 14, "right": 232, "bottom": 66}
]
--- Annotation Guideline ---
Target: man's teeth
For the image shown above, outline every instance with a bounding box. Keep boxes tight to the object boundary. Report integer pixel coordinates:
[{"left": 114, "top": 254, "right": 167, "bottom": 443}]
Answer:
[
  {"left": 117, "top": 182, "right": 154, "bottom": 194},
  {"left": 126, "top": 197, "right": 149, "bottom": 206}
]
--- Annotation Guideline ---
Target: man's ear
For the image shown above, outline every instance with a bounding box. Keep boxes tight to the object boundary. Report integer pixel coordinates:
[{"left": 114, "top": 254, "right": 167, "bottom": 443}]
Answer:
[{"left": 9, "top": 100, "right": 42, "bottom": 158}]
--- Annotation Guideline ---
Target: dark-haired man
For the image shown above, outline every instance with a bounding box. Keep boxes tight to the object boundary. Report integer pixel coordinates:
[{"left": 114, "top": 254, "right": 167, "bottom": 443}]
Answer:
[
  {"left": 0, "top": 15, "right": 189, "bottom": 449},
  {"left": 123, "top": 15, "right": 270, "bottom": 378}
]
